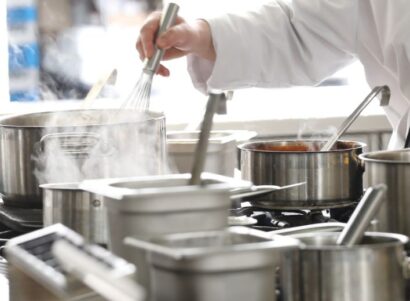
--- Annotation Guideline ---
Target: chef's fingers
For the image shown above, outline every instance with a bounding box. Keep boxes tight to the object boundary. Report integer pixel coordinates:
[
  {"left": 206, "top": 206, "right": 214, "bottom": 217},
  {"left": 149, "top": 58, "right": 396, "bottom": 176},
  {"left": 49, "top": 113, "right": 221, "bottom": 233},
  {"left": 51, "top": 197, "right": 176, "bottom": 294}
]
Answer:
[
  {"left": 157, "top": 64, "right": 170, "bottom": 77},
  {"left": 156, "top": 23, "right": 194, "bottom": 52},
  {"left": 138, "top": 11, "right": 162, "bottom": 59},
  {"left": 136, "top": 39, "right": 145, "bottom": 60},
  {"left": 162, "top": 48, "right": 188, "bottom": 61}
]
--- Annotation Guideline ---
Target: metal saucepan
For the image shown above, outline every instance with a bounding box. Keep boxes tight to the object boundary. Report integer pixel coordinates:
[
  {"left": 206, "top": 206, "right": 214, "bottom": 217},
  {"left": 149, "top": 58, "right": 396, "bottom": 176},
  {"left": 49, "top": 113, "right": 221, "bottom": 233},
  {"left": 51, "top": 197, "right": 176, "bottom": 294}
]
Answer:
[
  {"left": 239, "top": 139, "right": 365, "bottom": 209},
  {"left": 359, "top": 149, "right": 410, "bottom": 237},
  {"left": 0, "top": 109, "right": 166, "bottom": 207}
]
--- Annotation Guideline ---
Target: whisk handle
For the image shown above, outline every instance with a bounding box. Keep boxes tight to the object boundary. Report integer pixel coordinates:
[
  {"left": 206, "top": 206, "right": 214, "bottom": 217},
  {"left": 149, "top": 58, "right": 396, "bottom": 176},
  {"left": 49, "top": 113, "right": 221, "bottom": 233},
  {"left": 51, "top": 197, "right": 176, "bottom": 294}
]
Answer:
[{"left": 144, "top": 3, "right": 180, "bottom": 74}]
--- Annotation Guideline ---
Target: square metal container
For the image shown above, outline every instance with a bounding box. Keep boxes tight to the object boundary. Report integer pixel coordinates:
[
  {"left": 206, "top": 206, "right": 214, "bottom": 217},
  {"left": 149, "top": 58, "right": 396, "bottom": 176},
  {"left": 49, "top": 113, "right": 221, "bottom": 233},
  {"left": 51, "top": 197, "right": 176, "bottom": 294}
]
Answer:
[{"left": 125, "top": 226, "right": 299, "bottom": 301}]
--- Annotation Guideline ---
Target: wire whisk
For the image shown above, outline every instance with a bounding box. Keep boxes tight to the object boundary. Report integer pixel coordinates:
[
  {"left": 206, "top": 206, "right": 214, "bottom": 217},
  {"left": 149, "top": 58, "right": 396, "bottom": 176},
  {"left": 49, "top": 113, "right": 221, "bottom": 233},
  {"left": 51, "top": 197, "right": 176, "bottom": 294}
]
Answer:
[
  {"left": 120, "top": 3, "right": 179, "bottom": 111},
  {"left": 121, "top": 72, "right": 153, "bottom": 111}
]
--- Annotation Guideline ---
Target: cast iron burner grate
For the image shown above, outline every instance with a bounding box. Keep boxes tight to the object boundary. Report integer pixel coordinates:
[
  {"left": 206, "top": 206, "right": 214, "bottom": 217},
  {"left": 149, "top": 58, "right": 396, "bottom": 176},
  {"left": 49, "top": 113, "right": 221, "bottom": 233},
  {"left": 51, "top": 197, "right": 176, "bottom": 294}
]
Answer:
[
  {"left": 0, "top": 202, "right": 42, "bottom": 233},
  {"left": 230, "top": 203, "right": 357, "bottom": 231}
]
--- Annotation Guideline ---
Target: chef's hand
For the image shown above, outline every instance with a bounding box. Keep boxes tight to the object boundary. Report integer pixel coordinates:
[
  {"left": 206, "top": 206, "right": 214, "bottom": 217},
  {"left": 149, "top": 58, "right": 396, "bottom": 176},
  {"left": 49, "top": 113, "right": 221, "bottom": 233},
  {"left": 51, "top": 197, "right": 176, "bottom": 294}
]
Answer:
[{"left": 136, "top": 12, "right": 215, "bottom": 77}]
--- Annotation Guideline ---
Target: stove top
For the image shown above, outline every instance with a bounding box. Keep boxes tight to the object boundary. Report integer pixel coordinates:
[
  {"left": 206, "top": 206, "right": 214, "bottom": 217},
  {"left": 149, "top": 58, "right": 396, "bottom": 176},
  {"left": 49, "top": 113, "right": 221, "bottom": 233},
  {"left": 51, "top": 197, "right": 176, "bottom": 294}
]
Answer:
[{"left": 229, "top": 203, "right": 357, "bottom": 231}]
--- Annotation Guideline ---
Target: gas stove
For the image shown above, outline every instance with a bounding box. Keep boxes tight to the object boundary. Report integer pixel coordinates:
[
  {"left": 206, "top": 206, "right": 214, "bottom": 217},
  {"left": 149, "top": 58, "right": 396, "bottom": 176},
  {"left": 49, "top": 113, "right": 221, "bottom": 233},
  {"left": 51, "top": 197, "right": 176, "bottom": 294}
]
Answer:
[{"left": 229, "top": 202, "right": 357, "bottom": 231}]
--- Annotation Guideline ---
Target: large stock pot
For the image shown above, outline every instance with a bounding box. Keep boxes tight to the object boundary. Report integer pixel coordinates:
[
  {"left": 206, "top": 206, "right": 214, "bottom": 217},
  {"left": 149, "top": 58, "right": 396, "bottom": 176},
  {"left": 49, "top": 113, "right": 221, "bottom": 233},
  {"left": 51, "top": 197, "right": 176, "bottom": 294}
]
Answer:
[
  {"left": 360, "top": 149, "right": 410, "bottom": 236},
  {"left": 0, "top": 109, "right": 166, "bottom": 207},
  {"left": 239, "top": 140, "right": 365, "bottom": 209}
]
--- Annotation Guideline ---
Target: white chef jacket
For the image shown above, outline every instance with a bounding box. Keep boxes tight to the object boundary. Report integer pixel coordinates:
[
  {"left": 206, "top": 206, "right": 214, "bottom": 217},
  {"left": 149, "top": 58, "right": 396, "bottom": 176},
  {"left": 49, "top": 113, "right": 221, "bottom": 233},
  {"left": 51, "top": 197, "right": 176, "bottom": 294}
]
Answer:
[{"left": 187, "top": 0, "right": 410, "bottom": 149}]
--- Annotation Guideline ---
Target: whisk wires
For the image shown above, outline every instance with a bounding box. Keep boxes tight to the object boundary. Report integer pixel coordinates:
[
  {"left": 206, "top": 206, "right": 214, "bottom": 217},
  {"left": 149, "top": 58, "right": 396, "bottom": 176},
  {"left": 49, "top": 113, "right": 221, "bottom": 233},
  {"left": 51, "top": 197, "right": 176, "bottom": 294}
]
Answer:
[{"left": 121, "top": 71, "right": 153, "bottom": 111}]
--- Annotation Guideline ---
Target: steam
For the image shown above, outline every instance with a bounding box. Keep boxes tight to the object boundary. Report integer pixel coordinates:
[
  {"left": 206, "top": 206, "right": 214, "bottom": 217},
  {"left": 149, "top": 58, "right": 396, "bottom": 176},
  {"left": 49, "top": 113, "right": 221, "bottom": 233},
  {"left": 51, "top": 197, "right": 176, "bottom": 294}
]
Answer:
[
  {"left": 33, "top": 110, "right": 171, "bottom": 185},
  {"left": 296, "top": 122, "right": 338, "bottom": 150}
]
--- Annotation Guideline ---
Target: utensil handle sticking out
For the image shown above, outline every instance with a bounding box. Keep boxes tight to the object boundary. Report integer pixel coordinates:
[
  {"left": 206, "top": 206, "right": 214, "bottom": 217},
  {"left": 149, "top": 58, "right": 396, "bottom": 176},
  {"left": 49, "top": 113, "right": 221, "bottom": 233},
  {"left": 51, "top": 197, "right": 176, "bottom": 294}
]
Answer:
[
  {"left": 144, "top": 3, "right": 180, "bottom": 74},
  {"left": 321, "top": 85, "right": 390, "bottom": 151},
  {"left": 336, "top": 184, "right": 387, "bottom": 246},
  {"left": 189, "top": 92, "right": 223, "bottom": 185}
]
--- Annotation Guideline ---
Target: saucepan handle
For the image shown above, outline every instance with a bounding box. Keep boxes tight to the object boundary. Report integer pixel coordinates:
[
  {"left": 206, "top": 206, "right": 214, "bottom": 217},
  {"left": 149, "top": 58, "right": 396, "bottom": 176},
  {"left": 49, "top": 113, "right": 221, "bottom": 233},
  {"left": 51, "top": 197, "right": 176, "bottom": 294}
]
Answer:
[
  {"left": 402, "top": 255, "right": 410, "bottom": 279},
  {"left": 267, "top": 222, "right": 346, "bottom": 236}
]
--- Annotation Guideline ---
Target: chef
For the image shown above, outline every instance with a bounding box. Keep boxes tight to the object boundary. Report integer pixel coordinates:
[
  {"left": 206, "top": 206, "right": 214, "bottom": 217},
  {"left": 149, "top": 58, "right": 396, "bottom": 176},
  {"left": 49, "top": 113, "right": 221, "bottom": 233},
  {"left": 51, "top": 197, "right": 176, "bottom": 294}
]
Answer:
[{"left": 137, "top": 0, "right": 410, "bottom": 149}]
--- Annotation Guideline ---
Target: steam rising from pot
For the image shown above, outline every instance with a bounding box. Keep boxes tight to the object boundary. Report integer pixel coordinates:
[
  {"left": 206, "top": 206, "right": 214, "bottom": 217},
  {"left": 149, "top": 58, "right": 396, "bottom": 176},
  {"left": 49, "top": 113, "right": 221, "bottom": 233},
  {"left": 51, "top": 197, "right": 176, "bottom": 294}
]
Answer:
[{"left": 33, "top": 109, "right": 168, "bottom": 184}]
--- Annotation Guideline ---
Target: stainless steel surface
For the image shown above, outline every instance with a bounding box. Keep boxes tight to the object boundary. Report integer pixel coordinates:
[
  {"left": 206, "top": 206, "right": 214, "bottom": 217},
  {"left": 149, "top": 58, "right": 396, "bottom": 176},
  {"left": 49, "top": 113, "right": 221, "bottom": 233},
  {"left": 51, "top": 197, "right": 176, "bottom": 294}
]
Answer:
[
  {"left": 80, "top": 173, "right": 251, "bottom": 294},
  {"left": 189, "top": 93, "right": 222, "bottom": 185},
  {"left": 0, "top": 109, "right": 166, "bottom": 207},
  {"left": 143, "top": 3, "right": 179, "bottom": 74},
  {"left": 52, "top": 240, "right": 144, "bottom": 301},
  {"left": 360, "top": 149, "right": 410, "bottom": 237},
  {"left": 5, "top": 224, "right": 101, "bottom": 300},
  {"left": 239, "top": 140, "right": 365, "bottom": 209},
  {"left": 321, "top": 85, "right": 390, "bottom": 151},
  {"left": 125, "top": 227, "right": 299, "bottom": 301},
  {"left": 337, "top": 184, "right": 387, "bottom": 246},
  {"left": 167, "top": 131, "right": 238, "bottom": 176},
  {"left": 280, "top": 231, "right": 409, "bottom": 301},
  {"left": 41, "top": 183, "right": 108, "bottom": 245}
]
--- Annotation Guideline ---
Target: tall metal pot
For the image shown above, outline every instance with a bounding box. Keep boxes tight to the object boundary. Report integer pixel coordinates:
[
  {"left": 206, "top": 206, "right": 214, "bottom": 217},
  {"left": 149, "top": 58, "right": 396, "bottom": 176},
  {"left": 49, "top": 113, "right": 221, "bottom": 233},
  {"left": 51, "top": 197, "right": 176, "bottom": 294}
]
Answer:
[
  {"left": 360, "top": 149, "right": 410, "bottom": 236},
  {"left": 40, "top": 182, "right": 108, "bottom": 245},
  {"left": 279, "top": 231, "right": 410, "bottom": 301},
  {"left": 239, "top": 140, "right": 365, "bottom": 209},
  {"left": 0, "top": 109, "right": 166, "bottom": 207}
]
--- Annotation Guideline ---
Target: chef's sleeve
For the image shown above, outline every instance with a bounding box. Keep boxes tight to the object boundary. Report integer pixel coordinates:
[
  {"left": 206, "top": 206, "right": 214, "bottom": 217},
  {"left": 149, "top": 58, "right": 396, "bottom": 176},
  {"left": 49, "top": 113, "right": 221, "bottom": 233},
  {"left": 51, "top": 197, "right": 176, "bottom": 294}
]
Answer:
[{"left": 187, "top": 0, "right": 358, "bottom": 93}]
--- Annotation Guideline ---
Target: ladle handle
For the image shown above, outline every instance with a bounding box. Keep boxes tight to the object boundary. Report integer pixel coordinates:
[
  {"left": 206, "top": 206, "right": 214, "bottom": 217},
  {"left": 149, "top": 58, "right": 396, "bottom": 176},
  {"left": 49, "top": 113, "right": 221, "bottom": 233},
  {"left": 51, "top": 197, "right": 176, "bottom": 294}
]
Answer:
[
  {"left": 336, "top": 184, "right": 387, "bottom": 246},
  {"left": 189, "top": 92, "right": 223, "bottom": 185},
  {"left": 321, "top": 86, "right": 390, "bottom": 151},
  {"left": 143, "top": 3, "right": 179, "bottom": 74}
]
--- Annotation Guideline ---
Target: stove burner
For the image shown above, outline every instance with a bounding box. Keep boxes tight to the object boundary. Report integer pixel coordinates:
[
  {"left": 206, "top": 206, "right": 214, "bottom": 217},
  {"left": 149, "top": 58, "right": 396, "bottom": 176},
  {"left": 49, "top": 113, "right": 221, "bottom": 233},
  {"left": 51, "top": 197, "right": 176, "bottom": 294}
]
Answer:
[{"left": 230, "top": 203, "right": 349, "bottom": 231}]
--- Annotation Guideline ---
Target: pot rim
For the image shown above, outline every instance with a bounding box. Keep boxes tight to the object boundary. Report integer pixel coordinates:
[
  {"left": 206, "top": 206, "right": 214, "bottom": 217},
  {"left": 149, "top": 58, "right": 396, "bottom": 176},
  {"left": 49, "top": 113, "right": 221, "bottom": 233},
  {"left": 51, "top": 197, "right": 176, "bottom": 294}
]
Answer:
[
  {"left": 238, "top": 139, "right": 366, "bottom": 153},
  {"left": 293, "top": 231, "right": 409, "bottom": 251},
  {"left": 359, "top": 149, "right": 410, "bottom": 164},
  {"left": 0, "top": 109, "right": 165, "bottom": 129}
]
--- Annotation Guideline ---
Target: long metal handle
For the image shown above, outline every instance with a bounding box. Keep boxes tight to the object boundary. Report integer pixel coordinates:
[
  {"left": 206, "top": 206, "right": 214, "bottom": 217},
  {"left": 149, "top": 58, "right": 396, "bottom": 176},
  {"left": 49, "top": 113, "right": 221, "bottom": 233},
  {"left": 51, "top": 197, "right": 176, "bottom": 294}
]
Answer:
[
  {"left": 189, "top": 92, "right": 222, "bottom": 185},
  {"left": 268, "top": 222, "right": 346, "bottom": 236},
  {"left": 336, "top": 184, "right": 387, "bottom": 246},
  {"left": 321, "top": 85, "right": 390, "bottom": 151},
  {"left": 143, "top": 3, "right": 179, "bottom": 74},
  {"left": 230, "top": 182, "right": 306, "bottom": 200}
]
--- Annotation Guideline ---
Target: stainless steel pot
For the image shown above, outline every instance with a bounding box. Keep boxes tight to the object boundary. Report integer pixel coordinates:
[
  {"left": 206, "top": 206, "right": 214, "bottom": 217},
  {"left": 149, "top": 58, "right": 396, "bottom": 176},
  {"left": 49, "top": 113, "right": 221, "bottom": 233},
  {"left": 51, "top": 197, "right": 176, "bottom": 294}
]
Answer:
[
  {"left": 279, "top": 231, "right": 410, "bottom": 301},
  {"left": 124, "top": 227, "right": 300, "bottom": 301},
  {"left": 40, "top": 182, "right": 107, "bottom": 245},
  {"left": 359, "top": 149, "right": 410, "bottom": 236},
  {"left": 239, "top": 140, "right": 365, "bottom": 209},
  {"left": 0, "top": 109, "right": 166, "bottom": 207}
]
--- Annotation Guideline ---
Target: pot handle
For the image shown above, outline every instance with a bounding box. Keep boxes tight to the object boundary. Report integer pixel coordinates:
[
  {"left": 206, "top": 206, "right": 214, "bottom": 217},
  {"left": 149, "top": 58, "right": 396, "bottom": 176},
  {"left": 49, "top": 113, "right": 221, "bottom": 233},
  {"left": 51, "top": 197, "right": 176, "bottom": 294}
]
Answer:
[
  {"left": 38, "top": 132, "right": 102, "bottom": 153},
  {"left": 402, "top": 254, "right": 410, "bottom": 279},
  {"left": 267, "top": 222, "right": 346, "bottom": 236}
]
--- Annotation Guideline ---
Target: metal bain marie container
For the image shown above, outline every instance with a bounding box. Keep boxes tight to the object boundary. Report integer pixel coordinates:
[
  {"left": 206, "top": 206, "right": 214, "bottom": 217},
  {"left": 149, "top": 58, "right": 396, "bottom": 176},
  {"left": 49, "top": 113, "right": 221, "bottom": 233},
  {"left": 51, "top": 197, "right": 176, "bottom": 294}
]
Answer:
[
  {"left": 80, "top": 173, "right": 251, "bottom": 293},
  {"left": 239, "top": 140, "right": 365, "bottom": 209},
  {"left": 167, "top": 131, "right": 238, "bottom": 176},
  {"left": 125, "top": 226, "right": 300, "bottom": 301}
]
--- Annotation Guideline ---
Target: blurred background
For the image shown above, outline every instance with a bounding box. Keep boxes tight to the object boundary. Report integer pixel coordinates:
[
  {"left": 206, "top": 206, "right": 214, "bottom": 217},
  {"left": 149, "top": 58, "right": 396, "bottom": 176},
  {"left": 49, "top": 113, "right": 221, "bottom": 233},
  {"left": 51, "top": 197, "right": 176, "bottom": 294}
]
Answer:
[{"left": 1, "top": 0, "right": 389, "bottom": 147}]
